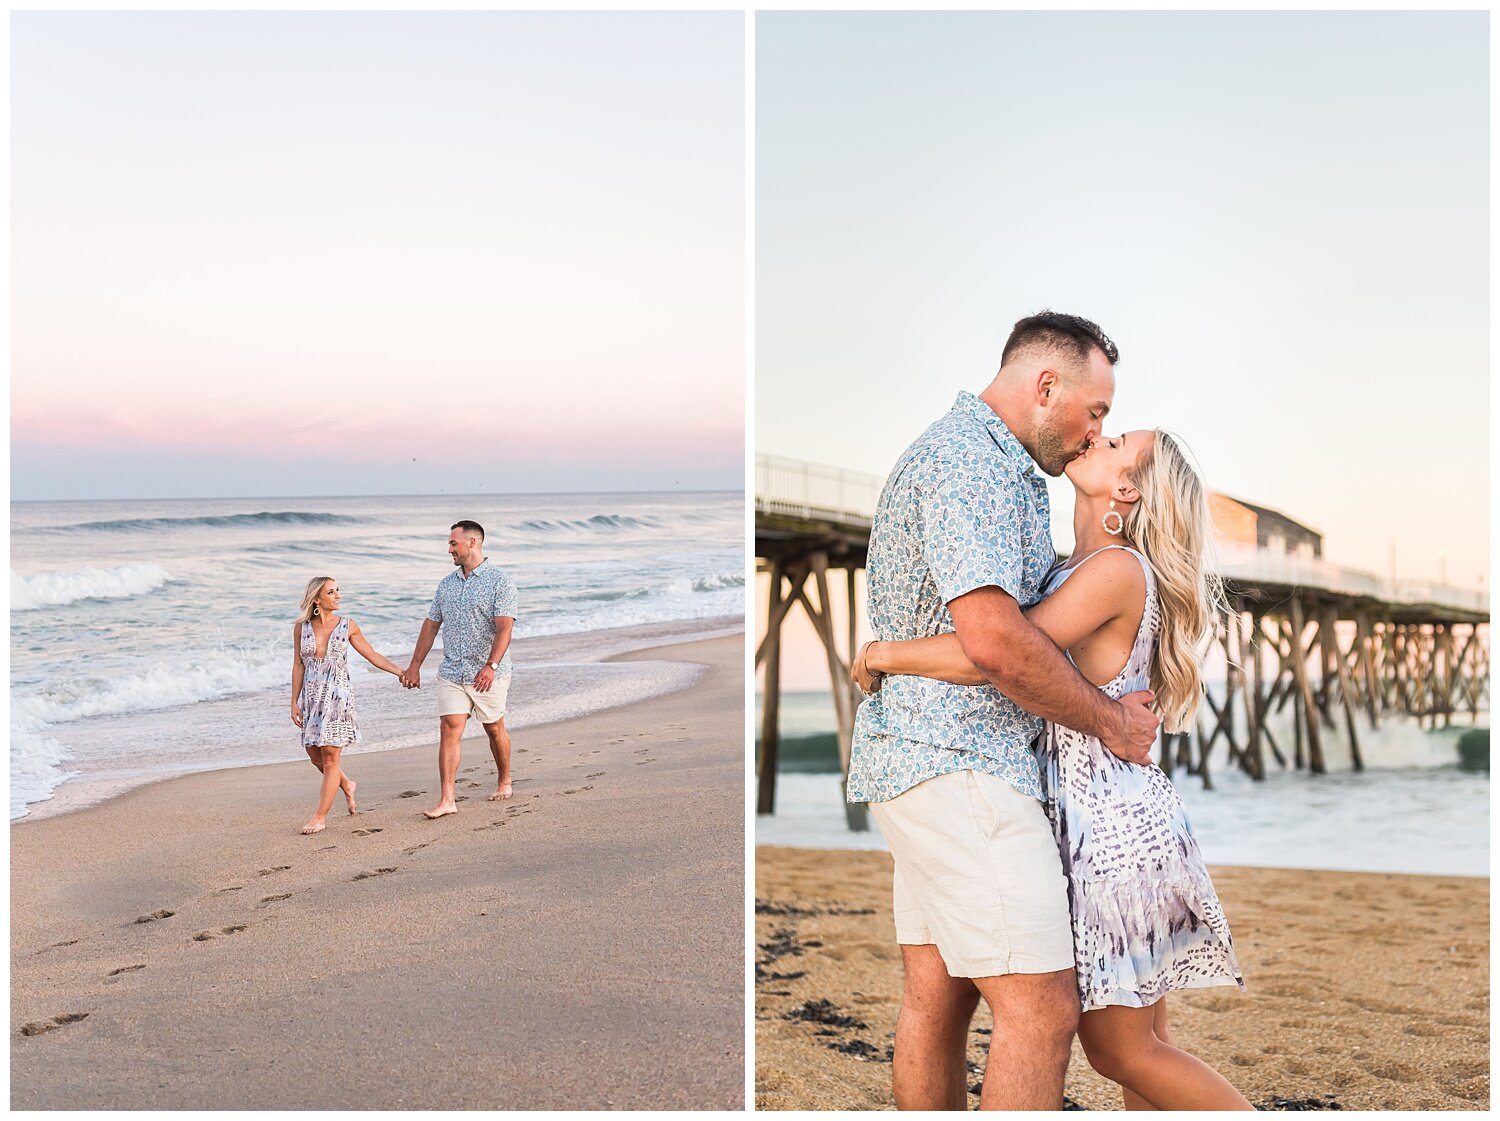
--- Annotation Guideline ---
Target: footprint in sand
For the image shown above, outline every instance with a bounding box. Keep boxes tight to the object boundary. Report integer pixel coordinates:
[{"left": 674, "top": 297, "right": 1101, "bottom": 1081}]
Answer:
[
  {"left": 107, "top": 964, "right": 145, "bottom": 977},
  {"left": 36, "top": 939, "right": 80, "bottom": 954},
  {"left": 587, "top": 771, "right": 605, "bottom": 778},
  {"left": 398, "top": 790, "right": 423, "bottom": 798},
  {"left": 464, "top": 781, "right": 481, "bottom": 788},
  {"left": 633, "top": 748, "right": 649, "bottom": 755},
  {"left": 216, "top": 886, "right": 244, "bottom": 894},
  {"left": 352, "top": 867, "right": 396, "bottom": 881},
  {"left": 402, "top": 841, "right": 432, "bottom": 855},
  {"left": 260, "top": 893, "right": 292, "bottom": 904},
  {"left": 19, "top": 1012, "right": 88, "bottom": 1036},
  {"left": 351, "top": 828, "right": 383, "bottom": 837},
  {"left": 634, "top": 759, "right": 656, "bottom": 766},
  {"left": 134, "top": 909, "right": 175, "bottom": 924},
  {"left": 258, "top": 866, "right": 291, "bottom": 877},
  {"left": 193, "top": 925, "right": 249, "bottom": 941}
]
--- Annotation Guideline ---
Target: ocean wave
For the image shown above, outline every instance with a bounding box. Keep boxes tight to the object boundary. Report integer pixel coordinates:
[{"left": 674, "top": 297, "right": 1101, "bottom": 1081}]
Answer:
[
  {"left": 13, "top": 651, "right": 287, "bottom": 729},
  {"left": 513, "top": 514, "right": 661, "bottom": 533},
  {"left": 50, "top": 511, "right": 363, "bottom": 533},
  {"left": 565, "top": 571, "right": 746, "bottom": 604},
  {"left": 9, "top": 721, "right": 75, "bottom": 820},
  {"left": 11, "top": 564, "right": 174, "bottom": 611},
  {"left": 686, "top": 572, "right": 745, "bottom": 593}
]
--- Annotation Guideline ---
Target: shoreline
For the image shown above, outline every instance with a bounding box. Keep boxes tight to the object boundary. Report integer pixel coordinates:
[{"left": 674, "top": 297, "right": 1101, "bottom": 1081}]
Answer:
[
  {"left": 17, "top": 614, "right": 742, "bottom": 824},
  {"left": 754, "top": 846, "right": 1489, "bottom": 1111},
  {"left": 756, "top": 766, "right": 1490, "bottom": 878},
  {"left": 12, "top": 633, "right": 746, "bottom": 1109}
]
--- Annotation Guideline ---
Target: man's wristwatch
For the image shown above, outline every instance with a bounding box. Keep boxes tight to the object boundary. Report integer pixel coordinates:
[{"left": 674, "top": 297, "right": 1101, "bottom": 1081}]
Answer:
[{"left": 487, "top": 661, "right": 501, "bottom": 672}]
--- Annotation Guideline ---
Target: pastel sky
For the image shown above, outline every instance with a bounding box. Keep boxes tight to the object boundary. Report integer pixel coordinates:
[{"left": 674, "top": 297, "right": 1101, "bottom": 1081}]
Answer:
[
  {"left": 13, "top": 12, "right": 744, "bottom": 499},
  {"left": 756, "top": 10, "right": 1487, "bottom": 690}
]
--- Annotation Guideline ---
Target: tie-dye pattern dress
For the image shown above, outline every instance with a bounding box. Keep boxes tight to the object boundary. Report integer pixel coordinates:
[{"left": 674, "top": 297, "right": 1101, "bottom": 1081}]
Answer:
[
  {"left": 1036, "top": 546, "right": 1244, "bottom": 1012},
  {"left": 298, "top": 616, "right": 361, "bottom": 749}
]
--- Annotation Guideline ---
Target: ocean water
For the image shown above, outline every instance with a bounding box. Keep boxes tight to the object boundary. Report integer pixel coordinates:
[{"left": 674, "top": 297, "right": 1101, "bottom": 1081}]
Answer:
[
  {"left": 755, "top": 691, "right": 1489, "bottom": 877},
  {"left": 11, "top": 492, "right": 744, "bottom": 820}
]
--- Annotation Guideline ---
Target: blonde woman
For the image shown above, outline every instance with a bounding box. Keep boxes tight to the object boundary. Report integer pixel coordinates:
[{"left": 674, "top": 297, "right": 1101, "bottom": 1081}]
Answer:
[
  {"left": 291, "top": 577, "right": 406, "bottom": 835},
  {"left": 855, "top": 431, "right": 1251, "bottom": 1111}
]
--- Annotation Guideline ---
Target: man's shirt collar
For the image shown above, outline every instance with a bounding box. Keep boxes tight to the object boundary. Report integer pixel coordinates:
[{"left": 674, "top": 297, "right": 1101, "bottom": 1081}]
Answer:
[{"left": 954, "top": 392, "right": 1042, "bottom": 478}]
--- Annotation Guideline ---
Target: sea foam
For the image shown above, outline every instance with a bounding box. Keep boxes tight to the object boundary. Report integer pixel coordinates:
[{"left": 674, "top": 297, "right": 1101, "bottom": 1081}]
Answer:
[{"left": 11, "top": 564, "right": 174, "bottom": 611}]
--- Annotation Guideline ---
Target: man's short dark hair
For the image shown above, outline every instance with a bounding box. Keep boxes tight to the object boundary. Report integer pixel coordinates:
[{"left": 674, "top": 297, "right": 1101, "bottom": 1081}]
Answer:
[
  {"left": 451, "top": 519, "right": 485, "bottom": 541},
  {"left": 1000, "top": 310, "right": 1118, "bottom": 371}
]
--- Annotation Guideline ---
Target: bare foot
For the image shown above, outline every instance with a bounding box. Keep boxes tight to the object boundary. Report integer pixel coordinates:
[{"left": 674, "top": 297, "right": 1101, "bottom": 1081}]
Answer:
[
  {"left": 486, "top": 781, "right": 513, "bottom": 802},
  {"left": 422, "top": 802, "right": 458, "bottom": 820},
  {"left": 301, "top": 818, "right": 326, "bottom": 835},
  {"left": 344, "top": 778, "right": 358, "bottom": 815}
]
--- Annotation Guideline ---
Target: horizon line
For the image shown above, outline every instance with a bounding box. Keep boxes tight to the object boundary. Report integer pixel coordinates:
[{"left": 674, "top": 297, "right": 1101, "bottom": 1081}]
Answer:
[{"left": 11, "top": 486, "right": 745, "bottom": 505}]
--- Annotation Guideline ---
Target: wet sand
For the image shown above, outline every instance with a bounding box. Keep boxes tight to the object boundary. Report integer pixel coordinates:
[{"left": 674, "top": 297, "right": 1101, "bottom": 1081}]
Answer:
[
  {"left": 12, "top": 636, "right": 745, "bottom": 1110},
  {"left": 755, "top": 846, "right": 1489, "bottom": 1111}
]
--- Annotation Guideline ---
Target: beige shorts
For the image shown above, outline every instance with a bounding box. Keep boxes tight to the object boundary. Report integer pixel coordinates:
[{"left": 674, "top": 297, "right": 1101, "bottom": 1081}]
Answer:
[
  {"left": 436, "top": 675, "right": 510, "bottom": 725},
  {"left": 870, "top": 768, "right": 1074, "bottom": 979}
]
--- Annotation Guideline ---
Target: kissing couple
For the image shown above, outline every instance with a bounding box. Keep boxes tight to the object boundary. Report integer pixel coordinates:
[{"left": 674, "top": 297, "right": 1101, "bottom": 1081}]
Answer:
[{"left": 849, "top": 311, "right": 1250, "bottom": 1110}]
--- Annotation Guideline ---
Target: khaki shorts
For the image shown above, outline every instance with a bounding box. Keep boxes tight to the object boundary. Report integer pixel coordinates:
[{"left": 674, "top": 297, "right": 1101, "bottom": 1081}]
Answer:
[
  {"left": 870, "top": 768, "right": 1074, "bottom": 979},
  {"left": 436, "top": 675, "right": 510, "bottom": 725}
]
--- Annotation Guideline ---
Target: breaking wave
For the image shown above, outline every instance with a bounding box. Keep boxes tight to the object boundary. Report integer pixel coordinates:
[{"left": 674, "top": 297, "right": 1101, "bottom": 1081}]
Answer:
[{"left": 11, "top": 564, "right": 174, "bottom": 611}]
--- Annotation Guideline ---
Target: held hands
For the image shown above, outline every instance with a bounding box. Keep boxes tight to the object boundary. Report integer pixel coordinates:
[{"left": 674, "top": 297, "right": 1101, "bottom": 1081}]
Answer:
[
  {"left": 852, "top": 641, "right": 883, "bottom": 697},
  {"left": 1102, "top": 690, "right": 1160, "bottom": 765},
  {"left": 399, "top": 664, "right": 421, "bottom": 690}
]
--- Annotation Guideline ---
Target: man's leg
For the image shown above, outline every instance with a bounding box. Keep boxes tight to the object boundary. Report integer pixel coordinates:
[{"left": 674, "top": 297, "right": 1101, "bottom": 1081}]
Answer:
[
  {"left": 423, "top": 714, "right": 467, "bottom": 819},
  {"left": 893, "top": 944, "right": 980, "bottom": 1110},
  {"left": 483, "top": 718, "right": 512, "bottom": 800},
  {"left": 971, "top": 967, "right": 1080, "bottom": 1111}
]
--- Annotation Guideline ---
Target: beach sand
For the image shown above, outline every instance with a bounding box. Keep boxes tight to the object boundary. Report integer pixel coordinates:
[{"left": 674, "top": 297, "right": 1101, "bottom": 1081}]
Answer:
[
  {"left": 755, "top": 846, "right": 1489, "bottom": 1111},
  {"left": 12, "top": 636, "right": 745, "bottom": 1110}
]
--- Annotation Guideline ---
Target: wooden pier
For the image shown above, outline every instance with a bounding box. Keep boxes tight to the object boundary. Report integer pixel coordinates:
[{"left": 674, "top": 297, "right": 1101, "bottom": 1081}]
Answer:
[{"left": 755, "top": 455, "right": 1490, "bottom": 820}]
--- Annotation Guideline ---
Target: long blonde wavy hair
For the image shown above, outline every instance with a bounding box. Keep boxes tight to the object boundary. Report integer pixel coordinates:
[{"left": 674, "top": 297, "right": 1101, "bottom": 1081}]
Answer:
[
  {"left": 297, "top": 576, "right": 335, "bottom": 625},
  {"left": 1119, "top": 432, "right": 1229, "bottom": 733}
]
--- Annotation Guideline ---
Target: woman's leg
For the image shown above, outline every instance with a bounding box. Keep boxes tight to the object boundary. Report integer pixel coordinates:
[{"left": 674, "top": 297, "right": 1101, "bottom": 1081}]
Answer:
[
  {"left": 1120, "top": 998, "right": 1176, "bottom": 1109},
  {"left": 306, "top": 743, "right": 356, "bottom": 811},
  {"left": 302, "top": 746, "right": 343, "bottom": 834},
  {"left": 1079, "top": 1000, "right": 1253, "bottom": 1111}
]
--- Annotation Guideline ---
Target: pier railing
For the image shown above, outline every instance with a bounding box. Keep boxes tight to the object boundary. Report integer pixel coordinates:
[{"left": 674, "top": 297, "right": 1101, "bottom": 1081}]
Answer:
[
  {"left": 755, "top": 454, "right": 880, "bottom": 528},
  {"left": 755, "top": 454, "right": 1488, "bottom": 613}
]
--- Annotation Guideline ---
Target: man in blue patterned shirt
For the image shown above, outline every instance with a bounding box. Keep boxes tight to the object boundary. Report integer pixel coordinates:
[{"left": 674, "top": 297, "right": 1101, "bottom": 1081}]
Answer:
[
  {"left": 403, "top": 520, "right": 518, "bottom": 820},
  {"left": 849, "top": 312, "right": 1161, "bottom": 1110}
]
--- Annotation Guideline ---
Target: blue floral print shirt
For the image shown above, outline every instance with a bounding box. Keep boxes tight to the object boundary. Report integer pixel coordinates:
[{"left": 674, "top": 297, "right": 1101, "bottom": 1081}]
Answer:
[
  {"left": 426, "top": 559, "right": 518, "bottom": 684},
  {"left": 848, "top": 392, "right": 1056, "bottom": 804}
]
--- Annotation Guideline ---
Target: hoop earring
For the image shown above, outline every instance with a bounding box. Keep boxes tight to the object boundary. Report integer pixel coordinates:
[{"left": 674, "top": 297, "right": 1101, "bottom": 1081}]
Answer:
[
  {"left": 312, "top": 604, "right": 320, "bottom": 617},
  {"left": 1102, "top": 499, "right": 1124, "bottom": 537}
]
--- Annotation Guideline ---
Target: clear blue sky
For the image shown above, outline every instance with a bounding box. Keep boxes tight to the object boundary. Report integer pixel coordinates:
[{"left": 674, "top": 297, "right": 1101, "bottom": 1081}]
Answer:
[
  {"left": 757, "top": 11, "right": 1488, "bottom": 591},
  {"left": 13, "top": 11, "right": 744, "bottom": 499}
]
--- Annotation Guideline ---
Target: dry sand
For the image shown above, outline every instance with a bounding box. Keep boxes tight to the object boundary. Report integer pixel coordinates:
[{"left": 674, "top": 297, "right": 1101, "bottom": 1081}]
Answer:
[
  {"left": 12, "top": 636, "right": 745, "bottom": 1110},
  {"left": 756, "top": 846, "right": 1489, "bottom": 1111}
]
